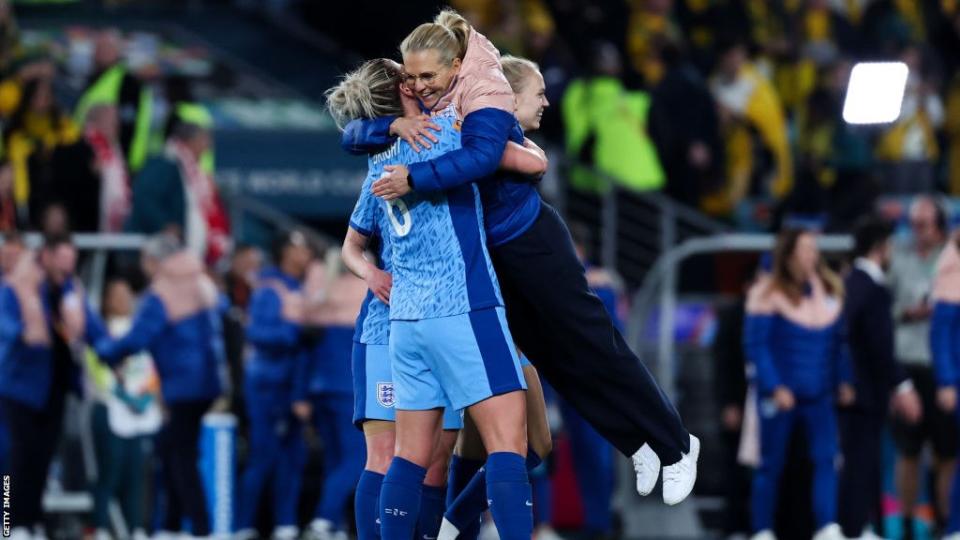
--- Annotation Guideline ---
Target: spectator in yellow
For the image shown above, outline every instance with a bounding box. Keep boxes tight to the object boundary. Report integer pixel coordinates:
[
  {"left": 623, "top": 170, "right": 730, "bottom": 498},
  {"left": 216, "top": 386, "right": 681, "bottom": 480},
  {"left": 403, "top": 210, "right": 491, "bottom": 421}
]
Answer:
[
  {"left": 946, "top": 72, "right": 960, "bottom": 194},
  {"left": 2, "top": 77, "right": 79, "bottom": 228},
  {"left": 626, "top": 0, "right": 684, "bottom": 86},
  {"left": 705, "top": 39, "right": 792, "bottom": 216},
  {"left": 875, "top": 44, "right": 943, "bottom": 193},
  {"left": 562, "top": 42, "right": 665, "bottom": 194}
]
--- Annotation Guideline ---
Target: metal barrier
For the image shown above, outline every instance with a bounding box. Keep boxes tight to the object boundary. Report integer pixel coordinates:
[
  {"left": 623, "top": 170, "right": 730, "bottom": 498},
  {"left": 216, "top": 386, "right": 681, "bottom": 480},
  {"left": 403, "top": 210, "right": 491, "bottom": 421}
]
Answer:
[
  {"left": 559, "top": 159, "right": 728, "bottom": 288},
  {"left": 628, "top": 233, "right": 854, "bottom": 400}
]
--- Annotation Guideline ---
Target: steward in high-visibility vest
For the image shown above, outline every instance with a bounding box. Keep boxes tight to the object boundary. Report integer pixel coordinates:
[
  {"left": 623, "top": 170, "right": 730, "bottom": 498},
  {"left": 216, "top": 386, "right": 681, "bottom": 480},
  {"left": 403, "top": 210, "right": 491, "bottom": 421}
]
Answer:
[{"left": 562, "top": 76, "right": 665, "bottom": 194}]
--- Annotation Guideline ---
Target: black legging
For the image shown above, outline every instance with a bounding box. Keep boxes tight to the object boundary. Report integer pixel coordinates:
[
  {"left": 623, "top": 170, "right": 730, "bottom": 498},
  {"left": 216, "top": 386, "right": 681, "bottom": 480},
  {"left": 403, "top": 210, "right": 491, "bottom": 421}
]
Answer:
[
  {"left": 159, "top": 400, "right": 212, "bottom": 535},
  {"left": 491, "top": 201, "right": 690, "bottom": 463},
  {"left": 1, "top": 394, "right": 65, "bottom": 531}
]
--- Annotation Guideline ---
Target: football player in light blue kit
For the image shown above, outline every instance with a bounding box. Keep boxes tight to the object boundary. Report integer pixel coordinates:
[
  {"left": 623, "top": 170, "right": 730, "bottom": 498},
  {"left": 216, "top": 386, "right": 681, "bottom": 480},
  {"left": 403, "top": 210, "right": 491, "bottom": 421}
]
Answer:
[
  {"left": 346, "top": 195, "right": 465, "bottom": 540},
  {"left": 329, "top": 56, "right": 536, "bottom": 540}
]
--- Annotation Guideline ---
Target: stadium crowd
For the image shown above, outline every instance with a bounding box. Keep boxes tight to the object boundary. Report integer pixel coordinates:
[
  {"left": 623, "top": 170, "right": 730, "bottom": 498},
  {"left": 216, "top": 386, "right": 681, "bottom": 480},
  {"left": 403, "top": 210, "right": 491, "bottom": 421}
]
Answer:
[
  {"left": 3, "top": 1, "right": 960, "bottom": 540},
  {"left": 434, "top": 0, "right": 960, "bottom": 230}
]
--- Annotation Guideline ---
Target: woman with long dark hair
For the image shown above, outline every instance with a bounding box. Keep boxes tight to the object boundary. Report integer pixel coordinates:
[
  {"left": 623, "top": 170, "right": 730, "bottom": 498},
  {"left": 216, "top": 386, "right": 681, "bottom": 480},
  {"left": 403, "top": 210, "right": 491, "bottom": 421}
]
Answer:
[{"left": 744, "top": 228, "right": 854, "bottom": 540}]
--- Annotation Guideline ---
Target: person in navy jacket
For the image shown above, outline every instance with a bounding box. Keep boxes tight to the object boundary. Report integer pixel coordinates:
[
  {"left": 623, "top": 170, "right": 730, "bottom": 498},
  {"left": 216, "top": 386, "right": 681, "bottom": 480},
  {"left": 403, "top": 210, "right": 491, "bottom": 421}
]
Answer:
[
  {"left": 95, "top": 233, "right": 225, "bottom": 538},
  {"left": 339, "top": 8, "right": 697, "bottom": 503},
  {"left": 743, "top": 228, "right": 854, "bottom": 540},
  {"left": 0, "top": 233, "right": 108, "bottom": 538},
  {"left": 838, "top": 217, "right": 921, "bottom": 539},
  {"left": 234, "top": 230, "right": 313, "bottom": 540},
  {"left": 929, "top": 234, "right": 960, "bottom": 539}
]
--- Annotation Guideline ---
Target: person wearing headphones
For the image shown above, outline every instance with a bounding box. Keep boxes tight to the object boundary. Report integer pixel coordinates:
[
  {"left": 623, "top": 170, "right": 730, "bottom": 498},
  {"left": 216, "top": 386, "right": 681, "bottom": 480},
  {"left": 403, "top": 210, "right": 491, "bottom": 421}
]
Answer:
[{"left": 889, "top": 195, "right": 955, "bottom": 537}]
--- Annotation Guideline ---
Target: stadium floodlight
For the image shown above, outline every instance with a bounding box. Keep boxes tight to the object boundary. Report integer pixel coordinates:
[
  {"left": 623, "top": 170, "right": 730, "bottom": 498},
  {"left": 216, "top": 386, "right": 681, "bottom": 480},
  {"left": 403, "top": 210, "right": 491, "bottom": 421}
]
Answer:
[{"left": 842, "top": 61, "right": 909, "bottom": 124}]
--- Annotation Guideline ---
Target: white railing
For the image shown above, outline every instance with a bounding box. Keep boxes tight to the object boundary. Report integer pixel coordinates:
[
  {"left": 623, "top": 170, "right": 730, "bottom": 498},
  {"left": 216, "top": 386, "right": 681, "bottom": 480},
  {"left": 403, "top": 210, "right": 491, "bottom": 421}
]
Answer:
[{"left": 628, "top": 233, "right": 854, "bottom": 400}]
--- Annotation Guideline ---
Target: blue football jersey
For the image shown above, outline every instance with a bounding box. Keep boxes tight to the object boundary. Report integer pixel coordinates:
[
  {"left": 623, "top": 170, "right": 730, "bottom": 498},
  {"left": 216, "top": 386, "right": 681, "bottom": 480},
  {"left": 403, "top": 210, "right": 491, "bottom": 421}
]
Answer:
[
  {"left": 354, "top": 222, "right": 391, "bottom": 346},
  {"left": 348, "top": 105, "right": 503, "bottom": 321}
]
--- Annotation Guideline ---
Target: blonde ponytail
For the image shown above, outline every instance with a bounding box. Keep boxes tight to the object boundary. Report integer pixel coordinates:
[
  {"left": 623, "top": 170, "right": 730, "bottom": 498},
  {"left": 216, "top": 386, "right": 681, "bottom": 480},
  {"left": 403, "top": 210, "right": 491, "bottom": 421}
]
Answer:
[
  {"left": 401, "top": 8, "right": 472, "bottom": 65},
  {"left": 325, "top": 59, "right": 403, "bottom": 131},
  {"left": 434, "top": 8, "right": 470, "bottom": 60}
]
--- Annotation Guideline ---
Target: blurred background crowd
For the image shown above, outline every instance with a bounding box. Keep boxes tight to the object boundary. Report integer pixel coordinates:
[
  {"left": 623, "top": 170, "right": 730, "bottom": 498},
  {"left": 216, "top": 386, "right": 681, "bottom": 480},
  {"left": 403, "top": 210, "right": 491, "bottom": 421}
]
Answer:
[{"left": 1, "top": 0, "right": 960, "bottom": 539}]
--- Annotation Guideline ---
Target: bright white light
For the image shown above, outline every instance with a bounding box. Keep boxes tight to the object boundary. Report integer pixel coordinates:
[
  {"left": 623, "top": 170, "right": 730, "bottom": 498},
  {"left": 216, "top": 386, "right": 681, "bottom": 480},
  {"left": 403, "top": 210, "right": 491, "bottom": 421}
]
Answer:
[{"left": 842, "top": 62, "right": 909, "bottom": 124}]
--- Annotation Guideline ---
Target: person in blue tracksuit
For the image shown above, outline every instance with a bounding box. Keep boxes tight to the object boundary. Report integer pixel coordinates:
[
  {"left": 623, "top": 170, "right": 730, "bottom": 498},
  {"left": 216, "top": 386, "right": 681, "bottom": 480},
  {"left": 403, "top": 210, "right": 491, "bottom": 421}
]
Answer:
[
  {"left": 0, "top": 231, "right": 23, "bottom": 477},
  {"left": 95, "top": 233, "right": 225, "bottom": 538},
  {"left": 300, "top": 263, "right": 369, "bottom": 539},
  {"left": 340, "top": 8, "right": 697, "bottom": 505},
  {"left": 562, "top": 225, "right": 617, "bottom": 537},
  {"left": 930, "top": 236, "right": 960, "bottom": 539},
  {"left": 743, "top": 228, "right": 854, "bottom": 540},
  {"left": 234, "top": 231, "right": 313, "bottom": 540},
  {"left": 0, "top": 234, "right": 108, "bottom": 538}
]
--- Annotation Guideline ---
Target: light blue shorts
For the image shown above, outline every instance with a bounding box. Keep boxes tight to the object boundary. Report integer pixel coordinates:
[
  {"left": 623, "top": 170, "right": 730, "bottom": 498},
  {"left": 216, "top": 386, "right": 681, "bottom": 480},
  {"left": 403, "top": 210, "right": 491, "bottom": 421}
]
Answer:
[
  {"left": 352, "top": 342, "right": 463, "bottom": 430},
  {"left": 390, "top": 307, "right": 526, "bottom": 412}
]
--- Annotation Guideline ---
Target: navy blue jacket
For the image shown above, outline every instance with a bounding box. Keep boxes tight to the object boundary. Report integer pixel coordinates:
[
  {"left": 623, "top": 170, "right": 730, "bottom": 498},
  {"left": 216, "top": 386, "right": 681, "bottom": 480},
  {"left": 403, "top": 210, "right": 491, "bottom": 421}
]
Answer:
[
  {"left": 843, "top": 268, "right": 908, "bottom": 411},
  {"left": 96, "top": 292, "right": 224, "bottom": 404},
  {"left": 341, "top": 108, "right": 541, "bottom": 246},
  {"left": 0, "top": 280, "right": 108, "bottom": 410}
]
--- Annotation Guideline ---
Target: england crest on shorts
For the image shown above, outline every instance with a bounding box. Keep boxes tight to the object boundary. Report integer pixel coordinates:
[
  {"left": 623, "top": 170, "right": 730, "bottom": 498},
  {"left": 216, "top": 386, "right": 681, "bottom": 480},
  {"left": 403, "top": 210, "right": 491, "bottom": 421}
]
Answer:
[{"left": 376, "top": 382, "right": 396, "bottom": 408}]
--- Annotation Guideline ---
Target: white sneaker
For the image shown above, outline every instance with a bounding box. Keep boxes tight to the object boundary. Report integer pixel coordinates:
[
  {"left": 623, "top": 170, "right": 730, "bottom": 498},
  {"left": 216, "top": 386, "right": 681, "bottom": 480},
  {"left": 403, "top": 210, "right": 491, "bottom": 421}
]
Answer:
[
  {"left": 534, "top": 526, "right": 565, "bottom": 540},
  {"left": 437, "top": 517, "right": 460, "bottom": 540},
  {"left": 477, "top": 521, "right": 499, "bottom": 540},
  {"left": 662, "top": 434, "right": 700, "bottom": 505},
  {"left": 811, "top": 523, "right": 846, "bottom": 540},
  {"left": 133, "top": 529, "right": 150, "bottom": 540},
  {"left": 31, "top": 525, "right": 49, "bottom": 540},
  {"left": 631, "top": 443, "right": 660, "bottom": 496},
  {"left": 9, "top": 527, "right": 31, "bottom": 540},
  {"left": 858, "top": 527, "right": 886, "bottom": 540},
  {"left": 273, "top": 526, "right": 298, "bottom": 540},
  {"left": 302, "top": 519, "right": 336, "bottom": 540},
  {"left": 941, "top": 533, "right": 960, "bottom": 540},
  {"left": 232, "top": 529, "right": 257, "bottom": 540},
  {"left": 749, "top": 531, "right": 776, "bottom": 540},
  {"left": 95, "top": 529, "right": 113, "bottom": 540}
]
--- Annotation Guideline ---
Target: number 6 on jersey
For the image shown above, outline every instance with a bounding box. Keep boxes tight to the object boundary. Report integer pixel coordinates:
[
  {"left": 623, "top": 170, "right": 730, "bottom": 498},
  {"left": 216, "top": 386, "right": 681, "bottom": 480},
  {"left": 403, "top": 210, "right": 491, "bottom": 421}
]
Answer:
[{"left": 385, "top": 199, "right": 412, "bottom": 237}]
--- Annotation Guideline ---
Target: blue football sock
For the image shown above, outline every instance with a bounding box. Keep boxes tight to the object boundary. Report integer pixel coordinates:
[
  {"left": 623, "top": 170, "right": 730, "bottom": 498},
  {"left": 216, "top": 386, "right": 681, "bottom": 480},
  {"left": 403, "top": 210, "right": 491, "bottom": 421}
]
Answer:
[
  {"left": 355, "top": 471, "right": 384, "bottom": 540},
  {"left": 485, "top": 452, "right": 533, "bottom": 540},
  {"left": 446, "top": 456, "right": 483, "bottom": 540},
  {"left": 380, "top": 458, "right": 426, "bottom": 540},
  {"left": 445, "top": 450, "right": 542, "bottom": 531},
  {"left": 444, "top": 467, "right": 488, "bottom": 531},
  {"left": 526, "top": 450, "right": 542, "bottom": 470},
  {"left": 417, "top": 485, "right": 446, "bottom": 539}
]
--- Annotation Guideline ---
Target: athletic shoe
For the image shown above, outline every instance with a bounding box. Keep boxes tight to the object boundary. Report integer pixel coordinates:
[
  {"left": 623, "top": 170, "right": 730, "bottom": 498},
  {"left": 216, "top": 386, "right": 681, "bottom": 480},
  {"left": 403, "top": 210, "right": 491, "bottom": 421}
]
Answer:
[
  {"left": 858, "top": 527, "right": 887, "bottom": 540},
  {"left": 301, "top": 519, "right": 337, "bottom": 540},
  {"left": 940, "top": 534, "right": 960, "bottom": 540},
  {"left": 811, "top": 524, "right": 846, "bottom": 540},
  {"left": 437, "top": 517, "right": 460, "bottom": 540},
  {"left": 8, "top": 528, "right": 30, "bottom": 540},
  {"left": 748, "top": 531, "right": 776, "bottom": 540},
  {"left": 662, "top": 434, "right": 700, "bottom": 505},
  {"left": 478, "top": 521, "right": 500, "bottom": 540},
  {"left": 534, "top": 526, "right": 565, "bottom": 540},
  {"left": 631, "top": 443, "right": 660, "bottom": 496},
  {"left": 232, "top": 529, "right": 258, "bottom": 540},
  {"left": 273, "top": 526, "right": 299, "bottom": 540}
]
